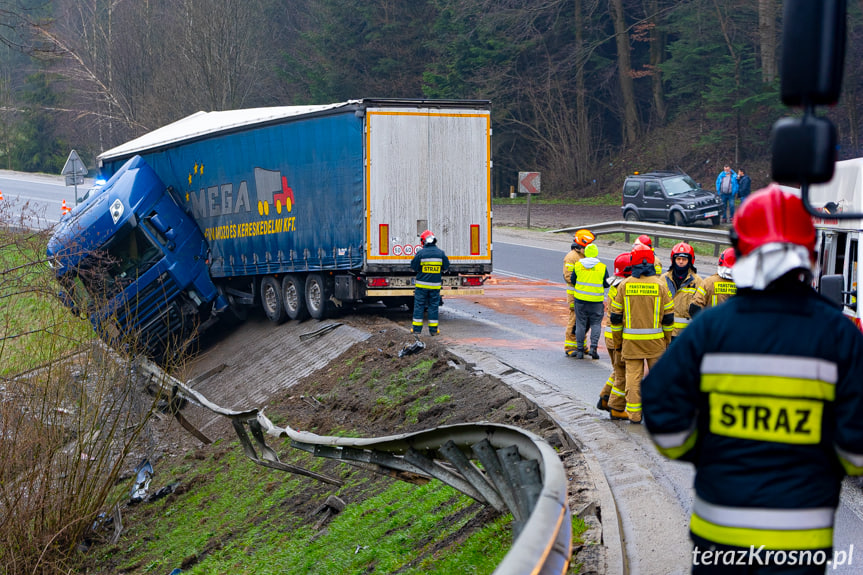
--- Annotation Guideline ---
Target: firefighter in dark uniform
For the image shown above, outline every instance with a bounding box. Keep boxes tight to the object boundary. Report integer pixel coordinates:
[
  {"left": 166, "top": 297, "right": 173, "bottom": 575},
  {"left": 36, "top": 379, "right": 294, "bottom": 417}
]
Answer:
[
  {"left": 410, "top": 230, "right": 450, "bottom": 336},
  {"left": 643, "top": 185, "right": 863, "bottom": 574},
  {"left": 692, "top": 247, "right": 737, "bottom": 314}
]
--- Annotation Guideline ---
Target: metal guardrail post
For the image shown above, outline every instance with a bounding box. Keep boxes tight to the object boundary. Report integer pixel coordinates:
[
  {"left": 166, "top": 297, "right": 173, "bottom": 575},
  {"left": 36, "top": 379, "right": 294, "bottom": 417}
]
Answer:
[{"left": 552, "top": 220, "right": 731, "bottom": 257}]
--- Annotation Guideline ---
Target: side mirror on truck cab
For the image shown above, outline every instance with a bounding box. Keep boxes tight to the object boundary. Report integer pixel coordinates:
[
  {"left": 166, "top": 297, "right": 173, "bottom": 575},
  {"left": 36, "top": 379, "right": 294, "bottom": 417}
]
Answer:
[{"left": 819, "top": 274, "right": 844, "bottom": 308}]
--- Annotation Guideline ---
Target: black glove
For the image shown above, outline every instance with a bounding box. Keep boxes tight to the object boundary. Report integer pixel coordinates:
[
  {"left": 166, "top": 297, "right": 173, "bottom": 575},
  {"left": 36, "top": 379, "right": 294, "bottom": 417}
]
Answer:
[{"left": 689, "top": 303, "right": 702, "bottom": 318}]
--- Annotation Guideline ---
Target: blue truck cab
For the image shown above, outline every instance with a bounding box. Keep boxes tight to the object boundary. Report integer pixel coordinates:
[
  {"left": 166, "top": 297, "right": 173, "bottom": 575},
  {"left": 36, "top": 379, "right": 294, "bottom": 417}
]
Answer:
[{"left": 47, "top": 155, "right": 223, "bottom": 355}]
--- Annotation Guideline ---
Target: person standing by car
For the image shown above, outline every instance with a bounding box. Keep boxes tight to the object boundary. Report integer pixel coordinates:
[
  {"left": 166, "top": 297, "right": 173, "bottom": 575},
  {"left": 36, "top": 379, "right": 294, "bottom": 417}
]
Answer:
[
  {"left": 410, "top": 230, "right": 449, "bottom": 336},
  {"left": 642, "top": 185, "right": 863, "bottom": 573},
  {"left": 736, "top": 168, "right": 751, "bottom": 206},
  {"left": 563, "top": 229, "right": 595, "bottom": 356},
  {"left": 715, "top": 165, "right": 738, "bottom": 223}
]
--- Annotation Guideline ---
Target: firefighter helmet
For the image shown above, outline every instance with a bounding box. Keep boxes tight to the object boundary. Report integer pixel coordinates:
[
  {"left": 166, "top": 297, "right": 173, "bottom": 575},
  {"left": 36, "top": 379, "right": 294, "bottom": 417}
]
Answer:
[
  {"left": 671, "top": 242, "right": 695, "bottom": 264},
  {"left": 420, "top": 230, "right": 436, "bottom": 246},
  {"left": 718, "top": 247, "right": 736, "bottom": 268},
  {"left": 732, "top": 184, "right": 816, "bottom": 256},
  {"left": 631, "top": 244, "right": 655, "bottom": 266},
  {"left": 614, "top": 252, "right": 632, "bottom": 277},
  {"left": 635, "top": 234, "right": 652, "bottom": 248},
  {"left": 573, "top": 229, "right": 595, "bottom": 247}
]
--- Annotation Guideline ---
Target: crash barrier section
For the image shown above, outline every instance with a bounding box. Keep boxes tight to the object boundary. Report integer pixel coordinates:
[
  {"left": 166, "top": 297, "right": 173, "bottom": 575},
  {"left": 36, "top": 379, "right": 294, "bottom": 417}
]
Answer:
[
  {"left": 552, "top": 220, "right": 731, "bottom": 256},
  {"left": 135, "top": 357, "right": 573, "bottom": 575}
]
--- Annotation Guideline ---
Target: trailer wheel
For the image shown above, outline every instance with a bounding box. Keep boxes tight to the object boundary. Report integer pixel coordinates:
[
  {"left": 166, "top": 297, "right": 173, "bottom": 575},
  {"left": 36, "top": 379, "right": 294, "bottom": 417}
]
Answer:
[
  {"left": 305, "top": 273, "right": 333, "bottom": 320},
  {"left": 282, "top": 274, "right": 309, "bottom": 321},
  {"left": 260, "top": 276, "right": 288, "bottom": 324}
]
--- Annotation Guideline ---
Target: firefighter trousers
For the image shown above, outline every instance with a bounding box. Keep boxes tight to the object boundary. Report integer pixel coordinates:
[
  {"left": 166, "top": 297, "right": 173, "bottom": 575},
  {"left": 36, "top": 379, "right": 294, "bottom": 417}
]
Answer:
[
  {"left": 608, "top": 356, "right": 659, "bottom": 421},
  {"left": 412, "top": 287, "right": 441, "bottom": 335}
]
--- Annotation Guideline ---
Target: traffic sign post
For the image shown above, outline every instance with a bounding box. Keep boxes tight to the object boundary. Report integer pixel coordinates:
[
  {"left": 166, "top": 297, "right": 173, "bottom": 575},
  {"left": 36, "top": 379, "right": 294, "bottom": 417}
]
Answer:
[
  {"left": 518, "top": 171, "right": 541, "bottom": 228},
  {"left": 61, "top": 150, "right": 88, "bottom": 205}
]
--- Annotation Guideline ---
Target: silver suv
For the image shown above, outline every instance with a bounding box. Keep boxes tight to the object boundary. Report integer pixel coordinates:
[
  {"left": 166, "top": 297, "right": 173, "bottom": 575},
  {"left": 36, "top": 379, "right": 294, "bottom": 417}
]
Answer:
[{"left": 621, "top": 171, "right": 723, "bottom": 226}]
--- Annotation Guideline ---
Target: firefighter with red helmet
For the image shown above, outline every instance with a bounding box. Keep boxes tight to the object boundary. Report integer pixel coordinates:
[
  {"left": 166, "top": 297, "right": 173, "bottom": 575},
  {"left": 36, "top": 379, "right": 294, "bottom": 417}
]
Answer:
[
  {"left": 563, "top": 229, "right": 595, "bottom": 356},
  {"left": 633, "top": 234, "right": 662, "bottom": 274},
  {"left": 643, "top": 185, "right": 863, "bottom": 573},
  {"left": 692, "top": 247, "right": 737, "bottom": 314},
  {"left": 607, "top": 244, "right": 674, "bottom": 423},
  {"left": 596, "top": 252, "right": 631, "bottom": 412},
  {"left": 661, "top": 242, "right": 704, "bottom": 339},
  {"left": 410, "top": 230, "right": 450, "bottom": 335}
]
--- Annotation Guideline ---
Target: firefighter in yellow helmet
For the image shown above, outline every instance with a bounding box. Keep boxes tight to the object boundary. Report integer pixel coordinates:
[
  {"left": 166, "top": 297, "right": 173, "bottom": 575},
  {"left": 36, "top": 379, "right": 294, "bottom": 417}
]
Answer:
[
  {"left": 607, "top": 245, "right": 674, "bottom": 423},
  {"left": 563, "top": 228, "right": 595, "bottom": 356}
]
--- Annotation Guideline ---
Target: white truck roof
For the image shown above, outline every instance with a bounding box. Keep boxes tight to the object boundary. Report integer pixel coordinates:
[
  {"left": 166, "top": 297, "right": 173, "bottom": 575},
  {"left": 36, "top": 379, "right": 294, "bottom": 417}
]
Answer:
[
  {"left": 97, "top": 102, "right": 357, "bottom": 163},
  {"left": 807, "top": 157, "right": 863, "bottom": 228}
]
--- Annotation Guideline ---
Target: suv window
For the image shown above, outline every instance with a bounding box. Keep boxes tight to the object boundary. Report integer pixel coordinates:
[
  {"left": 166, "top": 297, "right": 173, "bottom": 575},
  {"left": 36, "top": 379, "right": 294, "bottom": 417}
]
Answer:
[
  {"left": 662, "top": 175, "right": 699, "bottom": 197},
  {"left": 623, "top": 181, "right": 640, "bottom": 197},
  {"left": 644, "top": 182, "right": 663, "bottom": 197}
]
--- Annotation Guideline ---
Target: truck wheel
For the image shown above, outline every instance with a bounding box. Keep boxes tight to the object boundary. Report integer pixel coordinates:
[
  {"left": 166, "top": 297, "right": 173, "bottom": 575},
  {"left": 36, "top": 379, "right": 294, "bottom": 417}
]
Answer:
[
  {"left": 305, "top": 273, "right": 333, "bottom": 320},
  {"left": 624, "top": 210, "right": 639, "bottom": 222},
  {"left": 260, "top": 276, "right": 288, "bottom": 324},
  {"left": 282, "top": 274, "right": 309, "bottom": 321}
]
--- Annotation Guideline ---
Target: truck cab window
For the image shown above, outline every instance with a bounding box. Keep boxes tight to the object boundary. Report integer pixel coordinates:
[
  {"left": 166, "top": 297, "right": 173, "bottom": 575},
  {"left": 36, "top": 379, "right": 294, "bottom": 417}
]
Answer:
[{"left": 78, "top": 223, "right": 162, "bottom": 300}]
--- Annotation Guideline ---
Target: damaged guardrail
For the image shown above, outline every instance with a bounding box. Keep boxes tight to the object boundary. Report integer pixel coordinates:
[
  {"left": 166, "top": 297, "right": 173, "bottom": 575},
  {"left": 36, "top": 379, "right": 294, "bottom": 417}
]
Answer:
[{"left": 135, "top": 356, "right": 573, "bottom": 575}]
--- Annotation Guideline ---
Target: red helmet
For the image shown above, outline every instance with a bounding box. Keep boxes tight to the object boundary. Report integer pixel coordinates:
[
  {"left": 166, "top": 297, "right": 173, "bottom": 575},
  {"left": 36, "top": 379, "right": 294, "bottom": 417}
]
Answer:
[
  {"left": 573, "top": 229, "right": 595, "bottom": 247},
  {"left": 718, "top": 247, "right": 736, "bottom": 268},
  {"left": 636, "top": 234, "right": 652, "bottom": 248},
  {"left": 732, "top": 184, "right": 816, "bottom": 256},
  {"left": 614, "top": 252, "right": 633, "bottom": 277},
  {"left": 631, "top": 244, "right": 655, "bottom": 266},
  {"left": 420, "top": 230, "right": 436, "bottom": 246},
  {"left": 671, "top": 242, "right": 695, "bottom": 264}
]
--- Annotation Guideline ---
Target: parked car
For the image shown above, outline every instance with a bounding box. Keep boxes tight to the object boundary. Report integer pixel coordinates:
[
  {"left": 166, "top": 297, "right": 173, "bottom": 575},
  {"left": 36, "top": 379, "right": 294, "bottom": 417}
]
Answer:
[{"left": 621, "top": 171, "right": 723, "bottom": 226}]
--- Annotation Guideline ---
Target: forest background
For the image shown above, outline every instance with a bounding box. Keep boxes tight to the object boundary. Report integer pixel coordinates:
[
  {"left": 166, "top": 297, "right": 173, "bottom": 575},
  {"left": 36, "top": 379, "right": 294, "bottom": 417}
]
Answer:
[{"left": 1, "top": 0, "right": 862, "bottom": 198}]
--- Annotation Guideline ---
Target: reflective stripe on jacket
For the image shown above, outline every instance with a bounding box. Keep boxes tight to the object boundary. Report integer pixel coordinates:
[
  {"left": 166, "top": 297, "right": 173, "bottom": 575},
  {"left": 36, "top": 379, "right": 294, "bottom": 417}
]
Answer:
[
  {"left": 610, "top": 275, "right": 674, "bottom": 359},
  {"left": 563, "top": 250, "right": 583, "bottom": 298},
  {"left": 663, "top": 269, "right": 704, "bottom": 336},
  {"left": 694, "top": 274, "right": 737, "bottom": 309},
  {"left": 642, "top": 282, "right": 863, "bottom": 551},
  {"left": 411, "top": 244, "right": 450, "bottom": 290},
  {"left": 572, "top": 260, "right": 607, "bottom": 302}
]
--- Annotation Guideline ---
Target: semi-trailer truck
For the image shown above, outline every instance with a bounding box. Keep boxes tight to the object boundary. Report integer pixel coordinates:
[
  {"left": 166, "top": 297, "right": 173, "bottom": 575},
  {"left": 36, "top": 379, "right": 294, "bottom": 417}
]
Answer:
[{"left": 47, "top": 99, "right": 493, "bottom": 356}]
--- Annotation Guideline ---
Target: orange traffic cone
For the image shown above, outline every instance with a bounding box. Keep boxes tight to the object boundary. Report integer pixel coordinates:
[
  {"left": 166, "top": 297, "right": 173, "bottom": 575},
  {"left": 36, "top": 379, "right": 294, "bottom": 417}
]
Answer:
[
  {"left": 0, "top": 189, "right": 4, "bottom": 201},
  {"left": 61, "top": 199, "right": 71, "bottom": 215}
]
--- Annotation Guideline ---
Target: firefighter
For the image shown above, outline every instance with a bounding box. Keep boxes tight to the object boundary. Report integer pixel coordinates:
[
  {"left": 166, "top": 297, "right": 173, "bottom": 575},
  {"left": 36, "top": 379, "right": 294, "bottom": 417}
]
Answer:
[
  {"left": 642, "top": 185, "right": 863, "bottom": 574},
  {"left": 570, "top": 242, "right": 609, "bottom": 359},
  {"left": 633, "top": 234, "right": 662, "bottom": 274},
  {"left": 563, "top": 228, "right": 595, "bottom": 356},
  {"left": 410, "top": 230, "right": 450, "bottom": 336},
  {"left": 607, "top": 245, "right": 674, "bottom": 423},
  {"left": 662, "top": 242, "right": 703, "bottom": 339},
  {"left": 596, "top": 252, "right": 631, "bottom": 412},
  {"left": 691, "top": 247, "right": 736, "bottom": 315}
]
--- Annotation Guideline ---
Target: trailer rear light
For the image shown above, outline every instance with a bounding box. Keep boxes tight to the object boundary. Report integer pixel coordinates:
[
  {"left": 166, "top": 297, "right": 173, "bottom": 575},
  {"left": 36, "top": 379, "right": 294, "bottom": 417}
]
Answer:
[
  {"left": 470, "top": 225, "right": 480, "bottom": 255},
  {"left": 461, "top": 276, "right": 483, "bottom": 287},
  {"left": 367, "top": 277, "right": 389, "bottom": 287},
  {"left": 379, "top": 224, "right": 389, "bottom": 255}
]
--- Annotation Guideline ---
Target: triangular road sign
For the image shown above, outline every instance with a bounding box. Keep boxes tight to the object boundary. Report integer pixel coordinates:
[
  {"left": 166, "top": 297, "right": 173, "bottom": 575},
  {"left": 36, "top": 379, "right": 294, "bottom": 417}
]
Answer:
[{"left": 61, "top": 150, "right": 87, "bottom": 177}]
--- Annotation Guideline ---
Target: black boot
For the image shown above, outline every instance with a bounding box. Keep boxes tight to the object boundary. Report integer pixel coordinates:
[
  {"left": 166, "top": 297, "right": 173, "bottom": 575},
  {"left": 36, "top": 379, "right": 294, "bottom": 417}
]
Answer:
[
  {"left": 589, "top": 347, "right": 600, "bottom": 360},
  {"left": 575, "top": 348, "right": 584, "bottom": 359}
]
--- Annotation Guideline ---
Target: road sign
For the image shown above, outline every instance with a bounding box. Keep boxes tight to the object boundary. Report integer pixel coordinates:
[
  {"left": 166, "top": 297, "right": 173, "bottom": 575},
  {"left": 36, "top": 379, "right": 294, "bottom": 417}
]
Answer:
[
  {"left": 519, "top": 171, "right": 541, "bottom": 195},
  {"left": 61, "top": 150, "right": 87, "bottom": 180},
  {"left": 65, "top": 174, "right": 84, "bottom": 186}
]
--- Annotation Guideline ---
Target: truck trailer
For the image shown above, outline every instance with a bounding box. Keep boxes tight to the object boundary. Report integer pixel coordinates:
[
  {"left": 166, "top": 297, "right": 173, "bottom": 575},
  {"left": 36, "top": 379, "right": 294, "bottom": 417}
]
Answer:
[{"left": 47, "top": 99, "right": 493, "bottom": 356}]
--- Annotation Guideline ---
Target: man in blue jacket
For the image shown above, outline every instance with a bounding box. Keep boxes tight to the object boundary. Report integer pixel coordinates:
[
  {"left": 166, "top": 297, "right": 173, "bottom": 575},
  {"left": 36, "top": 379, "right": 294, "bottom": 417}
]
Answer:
[
  {"left": 642, "top": 185, "right": 863, "bottom": 574},
  {"left": 715, "top": 165, "right": 738, "bottom": 223},
  {"left": 410, "top": 230, "right": 450, "bottom": 336}
]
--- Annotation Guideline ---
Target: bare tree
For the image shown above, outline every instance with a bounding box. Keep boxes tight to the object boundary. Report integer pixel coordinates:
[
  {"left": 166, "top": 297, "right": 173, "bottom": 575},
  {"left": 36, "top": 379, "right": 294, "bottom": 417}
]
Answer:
[
  {"left": 757, "top": 0, "right": 777, "bottom": 84},
  {"left": 609, "top": 0, "right": 639, "bottom": 145}
]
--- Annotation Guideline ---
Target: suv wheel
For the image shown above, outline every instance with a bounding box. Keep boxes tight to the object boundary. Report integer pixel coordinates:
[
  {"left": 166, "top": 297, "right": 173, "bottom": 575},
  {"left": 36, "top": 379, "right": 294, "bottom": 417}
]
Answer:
[
  {"left": 624, "top": 210, "right": 639, "bottom": 222},
  {"left": 671, "top": 211, "right": 685, "bottom": 226}
]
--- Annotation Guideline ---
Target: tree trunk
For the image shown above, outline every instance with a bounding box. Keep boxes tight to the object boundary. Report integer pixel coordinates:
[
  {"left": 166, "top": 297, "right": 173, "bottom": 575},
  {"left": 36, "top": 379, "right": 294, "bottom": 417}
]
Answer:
[
  {"left": 610, "top": 0, "right": 639, "bottom": 145},
  {"left": 648, "top": 0, "right": 666, "bottom": 125},
  {"left": 574, "top": 0, "right": 592, "bottom": 185},
  {"left": 758, "top": 0, "right": 777, "bottom": 84}
]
